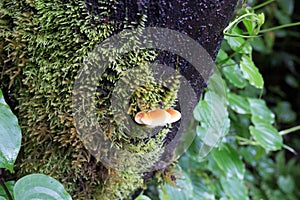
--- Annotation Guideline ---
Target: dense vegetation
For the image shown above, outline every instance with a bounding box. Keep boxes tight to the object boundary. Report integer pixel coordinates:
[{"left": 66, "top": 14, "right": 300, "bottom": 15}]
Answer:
[{"left": 0, "top": 0, "right": 299, "bottom": 200}]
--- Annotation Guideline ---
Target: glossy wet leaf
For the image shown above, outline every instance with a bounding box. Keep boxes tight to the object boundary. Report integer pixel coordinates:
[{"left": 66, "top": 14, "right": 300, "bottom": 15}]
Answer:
[
  {"left": 14, "top": 174, "right": 72, "bottom": 200},
  {"left": 221, "top": 176, "right": 248, "bottom": 200},
  {"left": 240, "top": 55, "right": 264, "bottom": 89},
  {"left": 224, "top": 36, "right": 252, "bottom": 54},
  {"left": 222, "top": 64, "right": 247, "bottom": 88},
  {"left": 248, "top": 98, "right": 275, "bottom": 124},
  {"left": 0, "top": 181, "right": 14, "bottom": 200},
  {"left": 249, "top": 117, "right": 283, "bottom": 151},
  {"left": 228, "top": 93, "right": 250, "bottom": 114},
  {"left": 212, "top": 144, "right": 245, "bottom": 180},
  {"left": 0, "top": 89, "right": 22, "bottom": 172}
]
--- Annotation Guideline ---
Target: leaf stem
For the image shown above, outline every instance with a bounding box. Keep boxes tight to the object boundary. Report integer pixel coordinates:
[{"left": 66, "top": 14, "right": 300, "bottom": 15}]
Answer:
[
  {"left": 236, "top": 136, "right": 259, "bottom": 146},
  {"left": 0, "top": 169, "right": 13, "bottom": 200},
  {"left": 279, "top": 125, "right": 300, "bottom": 136},
  {"left": 259, "top": 22, "right": 300, "bottom": 33},
  {"left": 252, "top": 0, "right": 275, "bottom": 10}
]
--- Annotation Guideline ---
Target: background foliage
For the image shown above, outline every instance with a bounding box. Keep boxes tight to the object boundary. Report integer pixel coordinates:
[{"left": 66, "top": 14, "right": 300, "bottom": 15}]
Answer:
[
  {"left": 140, "top": 1, "right": 300, "bottom": 199},
  {"left": 0, "top": 0, "right": 299, "bottom": 200}
]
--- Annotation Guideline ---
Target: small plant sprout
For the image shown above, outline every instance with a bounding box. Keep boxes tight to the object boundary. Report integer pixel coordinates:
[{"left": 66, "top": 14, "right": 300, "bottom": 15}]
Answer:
[{"left": 134, "top": 109, "right": 181, "bottom": 127}]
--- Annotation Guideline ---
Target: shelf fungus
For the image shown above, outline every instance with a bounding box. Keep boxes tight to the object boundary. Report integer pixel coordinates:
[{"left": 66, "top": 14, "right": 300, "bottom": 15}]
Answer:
[{"left": 135, "top": 109, "right": 181, "bottom": 127}]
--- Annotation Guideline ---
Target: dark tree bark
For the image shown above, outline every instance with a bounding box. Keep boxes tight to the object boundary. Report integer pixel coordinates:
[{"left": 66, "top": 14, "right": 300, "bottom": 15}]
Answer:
[{"left": 111, "top": 1, "right": 239, "bottom": 196}]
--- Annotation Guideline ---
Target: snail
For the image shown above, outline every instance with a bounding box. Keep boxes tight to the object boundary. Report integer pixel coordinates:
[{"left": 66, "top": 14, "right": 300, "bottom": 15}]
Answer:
[{"left": 134, "top": 109, "right": 181, "bottom": 127}]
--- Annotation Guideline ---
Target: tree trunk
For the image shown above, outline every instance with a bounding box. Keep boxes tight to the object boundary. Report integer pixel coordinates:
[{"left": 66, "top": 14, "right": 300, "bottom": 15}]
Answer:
[{"left": 0, "top": 0, "right": 238, "bottom": 199}]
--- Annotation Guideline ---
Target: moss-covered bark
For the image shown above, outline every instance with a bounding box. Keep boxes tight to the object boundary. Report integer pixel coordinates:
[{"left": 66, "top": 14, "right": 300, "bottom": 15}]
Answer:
[{"left": 0, "top": 0, "right": 237, "bottom": 199}]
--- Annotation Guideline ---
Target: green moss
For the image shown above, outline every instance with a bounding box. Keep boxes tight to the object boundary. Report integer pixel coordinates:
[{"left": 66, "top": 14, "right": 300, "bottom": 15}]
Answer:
[{"left": 0, "top": 0, "right": 180, "bottom": 199}]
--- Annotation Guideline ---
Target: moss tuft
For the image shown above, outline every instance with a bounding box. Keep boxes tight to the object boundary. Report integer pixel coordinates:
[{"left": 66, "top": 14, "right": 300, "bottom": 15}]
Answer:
[{"left": 0, "top": 0, "right": 180, "bottom": 199}]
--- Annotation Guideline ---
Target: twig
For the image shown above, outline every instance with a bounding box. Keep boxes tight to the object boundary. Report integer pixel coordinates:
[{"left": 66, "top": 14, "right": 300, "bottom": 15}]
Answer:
[
  {"left": 279, "top": 125, "right": 300, "bottom": 136},
  {"left": 0, "top": 168, "right": 13, "bottom": 200}
]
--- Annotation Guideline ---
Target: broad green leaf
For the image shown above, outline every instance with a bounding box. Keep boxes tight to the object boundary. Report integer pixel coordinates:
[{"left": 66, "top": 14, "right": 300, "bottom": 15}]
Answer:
[
  {"left": 193, "top": 72, "right": 229, "bottom": 159},
  {"left": 221, "top": 177, "right": 248, "bottom": 200},
  {"left": 158, "top": 188, "right": 170, "bottom": 200},
  {"left": 190, "top": 175, "right": 215, "bottom": 200},
  {"left": 240, "top": 55, "right": 264, "bottom": 88},
  {"left": 274, "top": 9, "right": 291, "bottom": 25},
  {"left": 207, "top": 71, "right": 227, "bottom": 100},
  {"left": 14, "top": 174, "right": 72, "bottom": 200},
  {"left": 257, "top": 157, "right": 275, "bottom": 179},
  {"left": 0, "top": 181, "right": 14, "bottom": 200},
  {"left": 0, "top": 90, "right": 5, "bottom": 104},
  {"left": 212, "top": 144, "right": 245, "bottom": 180},
  {"left": 249, "top": 117, "right": 283, "bottom": 151},
  {"left": 250, "top": 37, "right": 266, "bottom": 53},
  {"left": 0, "top": 89, "right": 22, "bottom": 172},
  {"left": 193, "top": 91, "right": 229, "bottom": 157},
  {"left": 135, "top": 194, "right": 152, "bottom": 200},
  {"left": 248, "top": 98, "right": 275, "bottom": 124},
  {"left": 222, "top": 64, "right": 247, "bottom": 88},
  {"left": 228, "top": 93, "right": 250, "bottom": 114},
  {"left": 216, "top": 49, "right": 228, "bottom": 63},
  {"left": 159, "top": 172, "right": 193, "bottom": 200},
  {"left": 224, "top": 36, "right": 252, "bottom": 54},
  {"left": 277, "top": 175, "right": 295, "bottom": 193}
]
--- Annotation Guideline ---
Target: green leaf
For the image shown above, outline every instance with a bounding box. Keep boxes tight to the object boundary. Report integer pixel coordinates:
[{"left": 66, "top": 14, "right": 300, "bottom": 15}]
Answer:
[
  {"left": 248, "top": 98, "right": 275, "bottom": 124},
  {"left": 192, "top": 72, "right": 229, "bottom": 159},
  {"left": 14, "top": 174, "right": 72, "bottom": 200},
  {"left": 0, "top": 89, "right": 22, "bottom": 172},
  {"left": 228, "top": 93, "right": 250, "bottom": 114},
  {"left": 257, "top": 157, "right": 275, "bottom": 179},
  {"left": 277, "top": 175, "right": 295, "bottom": 193},
  {"left": 0, "top": 90, "right": 5, "bottom": 104},
  {"left": 222, "top": 64, "right": 247, "bottom": 88},
  {"left": 249, "top": 118, "right": 283, "bottom": 151},
  {"left": 135, "top": 194, "right": 152, "bottom": 200},
  {"left": 224, "top": 36, "right": 252, "bottom": 54},
  {"left": 0, "top": 181, "right": 14, "bottom": 200},
  {"left": 220, "top": 176, "right": 248, "bottom": 200},
  {"left": 159, "top": 172, "right": 193, "bottom": 200},
  {"left": 212, "top": 144, "right": 245, "bottom": 180},
  {"left": 189, "top": 176, "right": 215, "bottom": 200},
  {"left": 274, "top": 9, "right": 291, "bottom": 25},
  {"left": 193, "top": 91, "right": 229, "bottom": 156},
  {"left": 216, "top": 49, "right": 228, "bottom": 63},
  {"left": 240, "top": 55, "right": 264, "bottom": 88},
  {"left": 250, "top": 37, "right": 267, "bottom": 53}
]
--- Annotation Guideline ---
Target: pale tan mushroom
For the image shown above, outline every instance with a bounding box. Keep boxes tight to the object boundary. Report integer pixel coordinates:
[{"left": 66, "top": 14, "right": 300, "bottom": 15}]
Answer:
[
  {"left": 134, "top": 108, "right": 181, "bottom": 127},
  {"left": 141, "top": 109, "right": 171, "bottom": 127},
  {"left": 165, "top": 109, "right": 181, "bottom": 123},
  {"left": 134, "top": 111, "right": 145, "bottom": 124}
]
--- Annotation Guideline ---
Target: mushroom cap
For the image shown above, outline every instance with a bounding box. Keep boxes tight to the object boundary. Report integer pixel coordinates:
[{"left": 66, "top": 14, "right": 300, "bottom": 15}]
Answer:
[
  {"left": 134, "top": 111, "right": 145, "bottom": 124},
  {"left": 165, "top": 109, "right": 181, "bottom": 123},
  {"left": 140, "top": 109, "right": 171, "bottom": 127}
]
